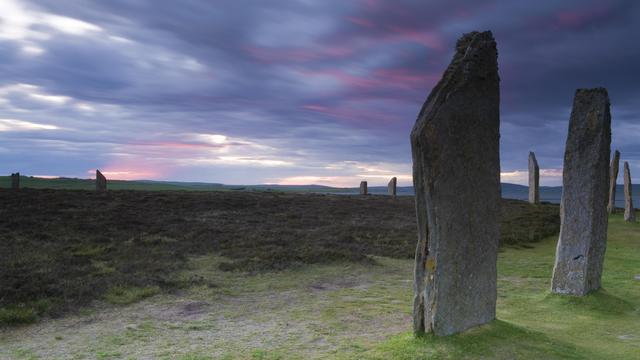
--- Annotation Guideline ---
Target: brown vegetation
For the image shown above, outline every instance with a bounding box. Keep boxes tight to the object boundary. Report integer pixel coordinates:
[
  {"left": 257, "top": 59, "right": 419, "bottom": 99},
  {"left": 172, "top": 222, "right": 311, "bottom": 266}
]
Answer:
[{"left": 0, "top": 189, "right": 559, "bottom": 323}]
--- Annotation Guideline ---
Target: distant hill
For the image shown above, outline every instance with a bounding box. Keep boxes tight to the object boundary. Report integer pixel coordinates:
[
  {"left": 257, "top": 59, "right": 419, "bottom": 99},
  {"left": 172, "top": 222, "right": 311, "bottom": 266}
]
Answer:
[{"left": 0, "top": 176, "right": 635, "bottom": 208}]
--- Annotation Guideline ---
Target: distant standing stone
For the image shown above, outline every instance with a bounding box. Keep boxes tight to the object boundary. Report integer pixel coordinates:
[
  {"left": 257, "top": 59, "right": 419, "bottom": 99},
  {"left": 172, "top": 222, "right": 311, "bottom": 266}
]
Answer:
[
  {"left": 411, "top": 31, "right": 501, "bottom": 336},
  {"left": 624, "top": 162, "right": 635, "bottom": 222},
  {"left": 96, "top": 170, "right": 107, "bottom": 192},
  {"left": 607, "top": 150, "right": 620, "bottom": 214},
  {"left": 528, "top": 152, "right": 540, "bottom": 204},
  {"left": 551, "top": 88, "right": 611, "bottom": 296},
  {"left": 11, "top": 172, "right": 19, "bottom": 190},
  {"left": 359, "top": 181, "right": 367, "bottom": 195},
  {"left": 388, "top": 177, "right": 397, "bottom": 197}
]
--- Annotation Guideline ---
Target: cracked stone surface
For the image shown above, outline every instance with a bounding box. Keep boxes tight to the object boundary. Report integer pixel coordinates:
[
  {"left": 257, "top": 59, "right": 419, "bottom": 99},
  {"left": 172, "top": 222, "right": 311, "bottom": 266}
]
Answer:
[
  {"left": 529, "top": 152, "right": 539, "bottom": 204},
  {"left": 96, "top": 170, "right": 107, "bottom": 192},
  {"left": 11, "top": 172, "right": 19, "bottom": 190},
  {"left": 624, "top": 162, "right": 635, "bottom": 222},
  {"left": 608, "top": 150, "right": 620, "bottom": 214},
  {"left": 410, "top": 31, "right": 501, "bottom": 336},
  {"left": 551, "top": 88, "right": 611, "bottom": 296},
  {"left": 359, "top": 181, "right": 367, "bottom": 195},
  {"left": 388, "top": 177, "right": 397, "bottom": 197}
]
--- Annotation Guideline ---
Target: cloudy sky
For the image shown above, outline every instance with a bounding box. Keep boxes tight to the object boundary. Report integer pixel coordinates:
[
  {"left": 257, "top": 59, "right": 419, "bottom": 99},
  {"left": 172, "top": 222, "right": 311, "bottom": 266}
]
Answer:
[{"left": 0, "top": 0, "right": 638, "bottom": 187}]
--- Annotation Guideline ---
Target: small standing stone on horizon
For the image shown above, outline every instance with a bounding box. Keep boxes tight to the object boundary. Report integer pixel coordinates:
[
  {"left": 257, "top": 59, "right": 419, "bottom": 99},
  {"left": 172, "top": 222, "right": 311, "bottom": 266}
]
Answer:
[
  {"left": 388, "top": 177, "right": 397, "bottom": 197},
  {"left": 528, "top": 152, "right": 540, "bottom": 204},
  {"left": 359, "top": 181, "right": 367, "bottom": 195},
  {"left": 607, "top": 150, "right": 620, "bottom": 214},
  {"left": 624, "top": 161, "right": 635, "bottom": 222},
  {"left": 551, "top": 88, "right": 611, "bottom": 296},
  {"left": 411, "top": 31, "right": 500, "bottom": 336},
  {"left": 11, "top": 172, "right": 20, "bottom": 190},
  {"left": 96, "top": 170, "right": 107, "bottom": 192}
]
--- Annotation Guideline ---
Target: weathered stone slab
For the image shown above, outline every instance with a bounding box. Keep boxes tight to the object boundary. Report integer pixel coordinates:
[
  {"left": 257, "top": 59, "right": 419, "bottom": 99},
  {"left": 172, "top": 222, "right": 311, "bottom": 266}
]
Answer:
[
  {"left": 11, "top": 172, "right": 19, "bottom": 190},
  {"left": 528, "top": 152, "right": 539, "bottom": 204},
  {"left": 359, "top": 181, "right": 367, "bottom": 195},
  {"left": 96, "top": 170, "right": 107, "bottom": 192},
  {"left": 388, "top": 177, "right": 397, "bottom": 197},
  {"left": 410, "top": 31, "right": 500, "bottom": 336},
  {"left": 607, "top": 150, "right": 620, "bottom": 214},
  {"left": 551, "top": 88, "right": 611, "bottom": 296},
  {"left": 624, "top": 161, "right": 635, "bottom": 222}
]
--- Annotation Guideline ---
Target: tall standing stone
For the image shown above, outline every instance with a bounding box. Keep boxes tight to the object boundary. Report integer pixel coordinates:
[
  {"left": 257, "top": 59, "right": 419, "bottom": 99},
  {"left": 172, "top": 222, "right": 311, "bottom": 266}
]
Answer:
[
  {"left": 411, "top": 31, "right": 500, "bottom": 336},
  {"left": 388, "top": 177, "right": 397, "bottom": 197},
  {"left": 96, "top": 170, "right": 107, "bottom": 192},
  {"left": 624, "top": 161, "right": 635, "bottom": 222},
  {"left": 551, "top": 88, "right": 611, "bottom": 296},
  {"left": 11, "top": 173, "right": 20, "bottom": 190},
  {"left": 359, "top": 181, "right": 367, "bottom": 195},
  {"left": 528, "top": 152, "right": 540, "bottom": 204},
  {"left": 607, "top": 150, "right": 620, "bottom": 213}
]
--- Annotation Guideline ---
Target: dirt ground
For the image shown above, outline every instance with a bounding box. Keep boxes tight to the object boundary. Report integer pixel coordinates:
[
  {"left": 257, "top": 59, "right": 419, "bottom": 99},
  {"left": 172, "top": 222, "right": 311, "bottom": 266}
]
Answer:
[{"left": 1, "top": 256, "right": 414, "bottom": 359}]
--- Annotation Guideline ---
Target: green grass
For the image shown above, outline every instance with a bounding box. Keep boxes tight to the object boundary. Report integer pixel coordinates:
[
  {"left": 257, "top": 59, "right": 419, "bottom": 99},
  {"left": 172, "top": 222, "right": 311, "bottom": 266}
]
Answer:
[
  {"left": 360, "top": 212, "right": 640, "bottom": 359},
  {"left": 0, "top": 176, "right": 226, "bottom": 191},
  {"left": 1, "top": 203, "right": 636, "bottom": 358},
  {"left": 0, "top": 306, "right": 38, "bottom": 325},
  {"left": 0, "top": 299, "right": 52, "bottom": 325},
  {"left": 0, "top": 175, "right": 349, "bottom": 192},
  {"left": 104, "top": 286, "right": 161, "bottom": 305}
]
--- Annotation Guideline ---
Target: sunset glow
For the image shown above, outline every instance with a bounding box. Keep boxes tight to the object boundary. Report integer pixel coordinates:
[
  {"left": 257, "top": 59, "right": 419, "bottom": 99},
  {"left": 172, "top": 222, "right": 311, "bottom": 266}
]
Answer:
[{"left": 0, "top": 0, "right": 637, "bottom": 187}]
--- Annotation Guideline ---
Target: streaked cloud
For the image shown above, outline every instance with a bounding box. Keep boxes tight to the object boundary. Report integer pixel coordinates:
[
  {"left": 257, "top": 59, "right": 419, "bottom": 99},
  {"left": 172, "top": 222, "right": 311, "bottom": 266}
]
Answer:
[
  {"left": 0, "top": 0, "right": 638, "bottom": 185},
  {"left": 0, "top": 118, "right": 59, "bottom": 131}
]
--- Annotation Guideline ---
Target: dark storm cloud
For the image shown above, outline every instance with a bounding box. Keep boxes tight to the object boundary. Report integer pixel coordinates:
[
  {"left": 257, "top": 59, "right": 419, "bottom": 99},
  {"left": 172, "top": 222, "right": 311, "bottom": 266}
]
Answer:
[{"left": 1, "top": 0, "right": 638, "bottom": 185}]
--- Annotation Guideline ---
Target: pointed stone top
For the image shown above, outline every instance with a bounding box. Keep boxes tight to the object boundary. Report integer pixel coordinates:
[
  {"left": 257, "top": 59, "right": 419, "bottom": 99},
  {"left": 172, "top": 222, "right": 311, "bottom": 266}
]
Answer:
[
  {"left": 614, "top": 149, "right": 620, "bottom": 157},
  {"left": 455, "top": 31, "right": 495, "bottom": 51},
  {"left": 573, "top": 88, "right": 610, "bottom": 110},
  {"left": 414, "top": 30, "right": 498, "bottom": 135},
  {"left": 529, "top": 151, "right": 537, "bottom": 159},
  {"left": 441, "top": 31, "right": 497, "bottom": 86},
  {"left": 575, "top": 87, "right": 609, "bottom": 96},
  {"left": 96, "top": 169, "right": 107, "bottom": 192}
]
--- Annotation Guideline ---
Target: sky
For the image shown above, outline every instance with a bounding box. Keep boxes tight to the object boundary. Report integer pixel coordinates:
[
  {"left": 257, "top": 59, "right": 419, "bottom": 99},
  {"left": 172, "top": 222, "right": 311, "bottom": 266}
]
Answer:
[{"left": 0, "top": 0, "right": 638, "bottom": 187}]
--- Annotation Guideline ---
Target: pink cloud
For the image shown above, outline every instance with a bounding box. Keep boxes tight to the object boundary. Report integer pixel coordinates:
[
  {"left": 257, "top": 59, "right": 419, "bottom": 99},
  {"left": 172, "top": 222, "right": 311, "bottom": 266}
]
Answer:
[
  {"left": 302, "top": 102, "right": 400, "bottom": 127},
  {"left": 531, "top": 3, "right": 612, "bottom": 29},
  {"left": 89, "top": 163, "right": 166, "bottom": 180},
  {"left": 300, "top": 67, "right": 439, "bottom": 94},
  {"left": 347, "top": 16, "right": 374, "bottom": 28},
  {"left": 245, "top": 45, "right": 353, "bottom": 64},
  {"left": 386, "top": 26, "right": 445, "bottom": 51},
  {"left": 556, "top": 6, "right": 607, "bottom": 27}
]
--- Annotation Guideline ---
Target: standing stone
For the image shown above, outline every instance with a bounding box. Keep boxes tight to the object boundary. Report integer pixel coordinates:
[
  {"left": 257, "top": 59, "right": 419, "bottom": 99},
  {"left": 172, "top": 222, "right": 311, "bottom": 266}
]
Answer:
[
  {"left": 624, "top": 162, "right": 635, "bottom": 222},
  {"left": 528, "top": 152, "right": 540, "bottom": 204},
  {"left": 411, "top": 31, "right": 500, "bottom": 336},
  {"left": 96, "top": 170, "right": 107, "bottom": 192},
  {"left": 607, "top": 150, "right": 620, "bottom": 213},
  {"left": 388, "top": 177, "right": 397, "bottom": 197},
  {"left": 551, "top": 88, "right": 611, "bottom": 296},
  {"left": 11, "top": 173, "right": 20, "bottom": 190},
  {"left": 359, "top": 181, "right": 367, "bottom": 195}
]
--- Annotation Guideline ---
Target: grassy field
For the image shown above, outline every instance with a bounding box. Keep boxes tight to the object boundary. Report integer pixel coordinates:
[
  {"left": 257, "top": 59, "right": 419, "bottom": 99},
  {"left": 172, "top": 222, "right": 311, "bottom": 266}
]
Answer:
[
  {"left": 364, "top": 213, "right": 640, "bottom": 359},
  {"left": 0, "top": 212, "right": 637, "bottom": 358},
  {"left": 0, "top": 176, "right": 353, "bottom": 193},
  {"left": 0, "top": 189, "right": 558, "bottom": 325}
]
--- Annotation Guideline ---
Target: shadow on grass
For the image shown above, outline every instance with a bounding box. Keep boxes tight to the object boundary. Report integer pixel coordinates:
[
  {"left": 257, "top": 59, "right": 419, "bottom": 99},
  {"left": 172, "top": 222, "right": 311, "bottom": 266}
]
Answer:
[
  {"left": 543, "top": 288, "right": 635, "bottom": 315},
  {"left": 363, "top": 320, "right": 589, "bottom": 360}
]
